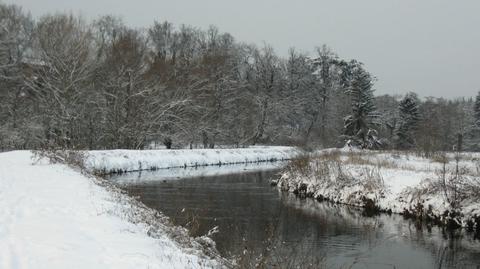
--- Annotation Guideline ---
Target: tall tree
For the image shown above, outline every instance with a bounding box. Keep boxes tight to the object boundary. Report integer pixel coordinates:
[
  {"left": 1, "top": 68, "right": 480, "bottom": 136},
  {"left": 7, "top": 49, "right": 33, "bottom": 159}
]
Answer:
[
  {"left": 375, "top": 94, "right": 400, "bottom": 147},
  {"left": 394, "top": 92, "right": 420, "bottom": 149},
  {"left": 0, "top": 3, "right": 35, "bottom": 149},
  {"left": 475, "top": 91, "right": 480, "bottom": 127},
  {"left": 25, "top": 14, "right": 95, "bottom": 149},
  {"left": 282, "top": 48, "right": 315, "bottom": 144},
  {"left": 245, "top": 45, "right": 284, "bottom": 145},
  {"left": 309, "top": 45, "right": 340, "bottom": 145},
  {"left": 342, "top": 61, "right": 380, "bottom": 149}
]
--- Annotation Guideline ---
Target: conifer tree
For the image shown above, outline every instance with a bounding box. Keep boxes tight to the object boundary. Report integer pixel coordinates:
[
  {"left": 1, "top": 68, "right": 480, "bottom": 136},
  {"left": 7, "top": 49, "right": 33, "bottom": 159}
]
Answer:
[
  {"left": 395, "top": 92, "right": 420, "bottom": 149},
  {"left": 342, "top": 61, "right": 380, "bottom": 149},
  {"left": 475, "top": 91, "right": 480, "bottom": 127}
]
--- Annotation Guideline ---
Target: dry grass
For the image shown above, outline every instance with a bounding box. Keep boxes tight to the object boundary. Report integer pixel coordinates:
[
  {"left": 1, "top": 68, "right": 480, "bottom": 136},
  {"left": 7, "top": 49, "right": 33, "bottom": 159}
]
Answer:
[
  {"left": 311, "top": 150, "right": 400, "bottom": 170},
  {"left": 345, "top": 151, "right": 399, "bottom": 170},
  {"left": 309, "top": 149, "right": 479, "bottom": 175},
  {"left": 235, "top": 221, "right": 327, "bottom": 269},
  {"left": 286, "top": 154, "right": 312, "bottom": 176},
  {"left": 430, "top": 153, "right": 449, "bottom": 163},
  {"left": 360, "top": 167, "right": 384, "bottom": 193},
  {"left": 32, "top": 149, "right": 88, "bottom": 170}
]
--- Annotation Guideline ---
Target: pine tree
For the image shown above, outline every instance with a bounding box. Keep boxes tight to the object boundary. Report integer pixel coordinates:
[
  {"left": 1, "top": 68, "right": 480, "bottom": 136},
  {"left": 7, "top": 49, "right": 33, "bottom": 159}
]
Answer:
[
  {"left": 394, "top": 92, "right": 420, "bottom": 149},
  {"left": 475, "top": 91, "right": 480, "bottom": 127},
  {"left": 342, "top": 62, "right": 380, "bottom": 149}
]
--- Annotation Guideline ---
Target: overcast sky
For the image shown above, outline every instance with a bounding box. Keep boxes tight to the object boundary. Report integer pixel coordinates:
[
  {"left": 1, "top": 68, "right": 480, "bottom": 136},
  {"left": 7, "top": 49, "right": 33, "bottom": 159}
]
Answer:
[{"left": 8, "top": 0, "right": 480, "bottom": 98}]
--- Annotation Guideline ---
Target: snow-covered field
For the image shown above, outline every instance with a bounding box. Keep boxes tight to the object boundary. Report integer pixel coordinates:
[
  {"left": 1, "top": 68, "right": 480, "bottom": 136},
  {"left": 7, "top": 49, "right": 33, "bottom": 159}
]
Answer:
[
  {"left": 85, "top": 146, "right": 299, "bottom": 175},
  {"left": 276, "top": 149, "right": 480, "bottom": 228},
  {"left": 0, "top": 151, "right": 222, "bottom": 269}
]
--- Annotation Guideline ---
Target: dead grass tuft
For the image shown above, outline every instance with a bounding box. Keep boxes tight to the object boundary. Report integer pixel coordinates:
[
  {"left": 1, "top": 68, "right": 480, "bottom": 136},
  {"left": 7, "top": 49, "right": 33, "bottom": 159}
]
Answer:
[{"left": 286, "top": 154, "right": 312, "bottom": 176}]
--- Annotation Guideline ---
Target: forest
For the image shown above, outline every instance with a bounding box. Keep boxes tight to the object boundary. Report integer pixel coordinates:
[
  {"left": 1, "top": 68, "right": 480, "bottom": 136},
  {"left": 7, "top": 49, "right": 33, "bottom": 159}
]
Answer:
[{"left": 1, "top": 3, "right": 479, "bottom": 153}]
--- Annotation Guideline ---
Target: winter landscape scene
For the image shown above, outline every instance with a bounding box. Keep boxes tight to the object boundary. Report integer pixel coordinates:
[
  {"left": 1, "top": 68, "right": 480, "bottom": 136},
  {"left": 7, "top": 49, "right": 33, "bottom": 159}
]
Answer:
[{"left": 1, "top": 1, "right": 480, "bottom": 268}]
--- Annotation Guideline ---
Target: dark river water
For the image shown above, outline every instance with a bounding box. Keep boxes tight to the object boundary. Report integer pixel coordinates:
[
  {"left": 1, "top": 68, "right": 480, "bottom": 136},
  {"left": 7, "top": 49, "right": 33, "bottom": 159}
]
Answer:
[{"left": 109, "top": 164, "right": 480, "bottom": 269}]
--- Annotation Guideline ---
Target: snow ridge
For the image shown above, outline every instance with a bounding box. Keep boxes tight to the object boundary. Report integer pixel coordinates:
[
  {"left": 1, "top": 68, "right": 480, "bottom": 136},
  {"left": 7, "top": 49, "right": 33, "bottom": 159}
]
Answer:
[{"left": 85, "top": 146, "right": 299, "bottom": 175}]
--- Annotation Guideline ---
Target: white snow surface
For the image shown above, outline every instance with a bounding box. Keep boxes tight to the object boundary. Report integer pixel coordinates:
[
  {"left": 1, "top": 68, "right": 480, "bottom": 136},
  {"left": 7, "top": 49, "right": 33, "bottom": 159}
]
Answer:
[
  {"left": 85, "top": 146, "right": 299, "bottom": 174},
  {"left": 0, "top": 151, "right": 220, "bottom": 269}
]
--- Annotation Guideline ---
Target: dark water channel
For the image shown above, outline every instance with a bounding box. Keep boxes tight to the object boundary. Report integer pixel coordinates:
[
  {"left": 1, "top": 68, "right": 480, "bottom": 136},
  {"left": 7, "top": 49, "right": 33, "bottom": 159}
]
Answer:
[{"left": 109, "top": 164, "right": 480, "bottom": 269}]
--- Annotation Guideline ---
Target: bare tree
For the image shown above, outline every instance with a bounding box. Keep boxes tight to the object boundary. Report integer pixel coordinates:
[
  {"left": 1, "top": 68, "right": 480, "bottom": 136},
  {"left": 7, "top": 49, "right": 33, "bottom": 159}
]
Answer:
[
  {"left": 245, "top": 45, "right": 284, "bottom": 145},
  {"left": 25, "top": 14, "right": 95, "bottom": 149}
]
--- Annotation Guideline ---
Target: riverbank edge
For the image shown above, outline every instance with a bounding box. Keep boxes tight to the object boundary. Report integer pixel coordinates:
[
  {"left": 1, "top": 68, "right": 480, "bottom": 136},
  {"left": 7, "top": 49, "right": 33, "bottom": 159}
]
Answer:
[
  {"left": 85, "top": 170, "right": 232, "bottom": 268},
  {"left": 84, "top": 146, "right": 301, "bottom": 175},
  {"left": 271, "top": 152, "right": 480, "bottom": 236},
  {"left": 272, "top": 176, "right": 480, "bottom": 235}
]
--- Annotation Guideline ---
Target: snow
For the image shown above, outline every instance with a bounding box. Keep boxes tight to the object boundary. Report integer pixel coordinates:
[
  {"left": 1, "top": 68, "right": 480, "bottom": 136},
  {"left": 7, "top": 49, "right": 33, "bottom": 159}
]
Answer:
[
  {"left": 84, "top": 146, "right": 299, "bottom": 175},
  {"left": 0, "top": 151, "right": 221, "bottom": 269},
  {"left": 277, "top": 149, "right": 480, "bottom": 226}
]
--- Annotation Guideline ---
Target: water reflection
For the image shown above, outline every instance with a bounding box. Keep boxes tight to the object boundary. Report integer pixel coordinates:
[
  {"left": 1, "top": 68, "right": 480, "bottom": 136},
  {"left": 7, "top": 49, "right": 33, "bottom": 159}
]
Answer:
[{"left": 111, "top": 167, "right": 480, "bottom": 269}]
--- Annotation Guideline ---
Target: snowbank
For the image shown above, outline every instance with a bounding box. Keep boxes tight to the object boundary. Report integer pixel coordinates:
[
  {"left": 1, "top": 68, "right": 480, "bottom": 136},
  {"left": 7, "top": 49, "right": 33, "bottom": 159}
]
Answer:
[
  {"left": 276, "top": 149, "right": 480, "bottom": 229},
  {"left": 110, "top": 162, "right": 285, "bottom": 185},
  {"left": 85, "top": 146, "right": 299, "bottom": 175},
  {"left": 0, "top": 151, "right": 221, "bottom": 269}
]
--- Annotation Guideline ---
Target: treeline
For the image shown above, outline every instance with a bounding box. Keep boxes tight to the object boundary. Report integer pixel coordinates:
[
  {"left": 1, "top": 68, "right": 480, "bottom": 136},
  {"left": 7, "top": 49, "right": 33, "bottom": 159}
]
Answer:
[{"left": 0, "top": 3, "right": 479, "bottom": 152}]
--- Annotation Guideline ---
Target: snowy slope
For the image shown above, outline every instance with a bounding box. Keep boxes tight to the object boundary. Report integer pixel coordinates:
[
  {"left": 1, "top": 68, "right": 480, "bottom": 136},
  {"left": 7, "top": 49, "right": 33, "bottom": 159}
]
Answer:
[
  {"left": 85, "top": 146, "right": 299, "bottom": 174},
  {"left": 0, "top": 151, "right": 221, "bottom": 269}
]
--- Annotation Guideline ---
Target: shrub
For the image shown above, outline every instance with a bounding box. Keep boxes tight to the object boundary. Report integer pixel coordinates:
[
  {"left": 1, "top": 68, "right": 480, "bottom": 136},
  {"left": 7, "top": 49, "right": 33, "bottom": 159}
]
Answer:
[
  {"left": 32, "top": 149, "right": 87, "bottom": 171},
  {"left": 286, "top": 154, "right": 312, "bottom": 176}
]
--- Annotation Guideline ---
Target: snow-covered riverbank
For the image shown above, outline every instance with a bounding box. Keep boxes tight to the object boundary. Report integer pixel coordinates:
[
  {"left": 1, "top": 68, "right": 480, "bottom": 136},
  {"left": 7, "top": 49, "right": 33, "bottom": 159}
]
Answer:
[
  {"left": 109, "top": 162, "right": 285, "bottom": 185},
  {"left": 85, "top": 146, "right": 299, "bottom": 175},
  {"left": 0, "top": 151, "right": 222, "bottom": 269},
  {"left": 275, "top": 149, "right": 480, "bottom": 230}
]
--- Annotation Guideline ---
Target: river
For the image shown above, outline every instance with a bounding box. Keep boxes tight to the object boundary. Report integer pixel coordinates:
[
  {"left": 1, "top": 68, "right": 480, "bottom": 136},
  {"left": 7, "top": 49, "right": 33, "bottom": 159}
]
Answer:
[{"left": 109, "top": 163, "right": 480, "bottom": 269}]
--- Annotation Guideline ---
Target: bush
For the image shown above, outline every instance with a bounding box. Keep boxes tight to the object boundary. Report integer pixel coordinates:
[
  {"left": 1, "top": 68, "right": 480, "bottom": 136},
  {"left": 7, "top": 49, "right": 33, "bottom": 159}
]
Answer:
[
  {"left": 32, "top": 149, "right": 87, "bottom": 171},
  {"left": 286, "top": 154, "right": 312, "bottom": 176}
]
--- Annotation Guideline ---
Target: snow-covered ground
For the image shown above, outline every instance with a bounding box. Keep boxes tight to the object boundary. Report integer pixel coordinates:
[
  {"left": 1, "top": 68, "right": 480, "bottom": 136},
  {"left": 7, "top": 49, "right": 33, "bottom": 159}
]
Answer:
[
  {"left": 276, "top": 149, "right": 480, "bottom": 228},
  {"left": 0, "top": 151, "right": 222, "bottom": 269},
  {"left": 85, "top": 146, "right": 299, "bottom": 175}
]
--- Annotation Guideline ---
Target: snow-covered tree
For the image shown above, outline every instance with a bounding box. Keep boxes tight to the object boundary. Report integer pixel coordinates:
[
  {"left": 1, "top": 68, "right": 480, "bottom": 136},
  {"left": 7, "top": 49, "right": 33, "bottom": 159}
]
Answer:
[
  {"left": 306, "top": 46, "right": 346, "bottom": 146},
  {"left": 187, "top": 26, "right": 244, "bottom": 148},
  {"left": 281, "top": 48, "right": 316, "bottom": 144},
  {"left": 281, "top": 46, "right": 349, "bottom": 147},
  {"left": 375, "top": 94, "right": 400, "bottom": 148},
  {"left": 245, "top": 45, "right": 284, "bottom": 145},
  {"left": 4, "top": 3, "right": 478, "bottom": 152},
  {"left": 475, "top": 91, "right": 480, "bottom": 127},
  {"left": 0, "top": 3, "right": 36, "bottom": 149},
  {"left": 24, "top": 14, "right": 96, "bottom": 149},
  {"left": 462, "top": 95, "right": 480, "bottom": 151},
  {"left": 342, "top": 61, "right": 380, "bottom": 149},
  {"left": 394, "top": 92, "right": 420, "bottom": 149}
]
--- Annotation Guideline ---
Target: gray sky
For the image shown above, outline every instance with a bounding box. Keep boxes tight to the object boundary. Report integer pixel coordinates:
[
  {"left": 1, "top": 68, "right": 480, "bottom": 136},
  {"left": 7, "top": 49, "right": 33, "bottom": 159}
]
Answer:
[{"left": 8, "top": 0, "right": 480, "bottom": 98}]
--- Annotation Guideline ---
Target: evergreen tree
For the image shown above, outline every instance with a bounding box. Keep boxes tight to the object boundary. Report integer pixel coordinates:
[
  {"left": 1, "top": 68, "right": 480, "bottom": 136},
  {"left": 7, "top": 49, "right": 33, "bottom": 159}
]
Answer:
[
  {"left": 467, "top": 92, "right": 480, "bottom": 151},
  {"left": 475, "top": 91, "right": 480, "bottom": 127},
  {"left": 342, "top": 61, "right": 380, "bottom": 149},
  {"left": 394, "top": 92, "right": 420, "bottom": 149}
]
